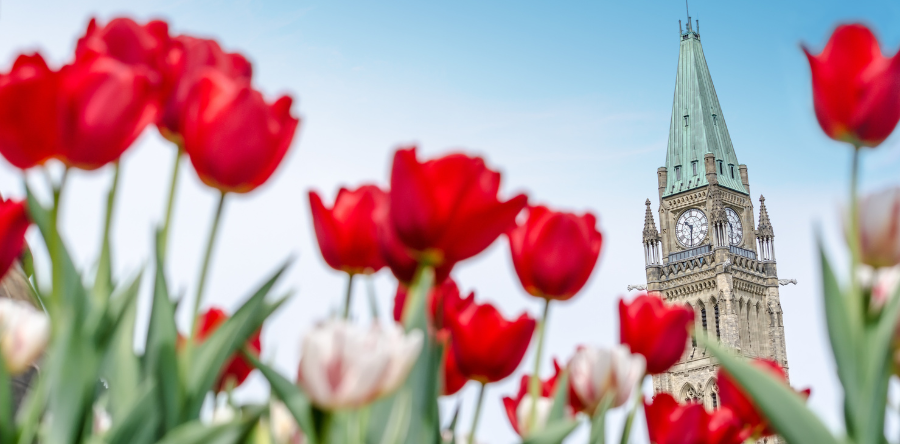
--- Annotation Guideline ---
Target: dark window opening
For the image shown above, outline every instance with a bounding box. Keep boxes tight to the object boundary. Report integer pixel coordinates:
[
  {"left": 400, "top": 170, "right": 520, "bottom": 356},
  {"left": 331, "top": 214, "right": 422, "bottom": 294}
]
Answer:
[
  {"left": 675, "top": 166, "right": 682, "bottom": 180},
  {"left": 729, "top": 164, "right": 735, "bottom": 179},
  {"left": 701, "top": 307, "right": 708, "bottom": 332},
  {"left": 714, "top": 304, "right": 721, "bottom": 339},
  {"left": 711, "top": 393, "right": 718, "bottom": 410},
  {"left": 717, "top": 160, "right": 723, "bottom": 174}
]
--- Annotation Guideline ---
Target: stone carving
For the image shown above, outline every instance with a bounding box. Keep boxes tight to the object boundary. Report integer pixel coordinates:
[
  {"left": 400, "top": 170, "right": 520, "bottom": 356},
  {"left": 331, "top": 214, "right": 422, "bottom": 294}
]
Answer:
[
  {"left": 627, "top": 284, "right": 647, "bottom": 291},
  {"left": 778, "top": 279, "right": 797, "bottom": 286}
]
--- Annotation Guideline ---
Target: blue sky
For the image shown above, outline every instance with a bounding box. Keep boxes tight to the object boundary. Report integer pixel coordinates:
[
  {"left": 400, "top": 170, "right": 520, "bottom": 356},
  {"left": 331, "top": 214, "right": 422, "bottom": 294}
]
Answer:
[{"left": 2, "top": 0, "right": 900, "bottom": 442}]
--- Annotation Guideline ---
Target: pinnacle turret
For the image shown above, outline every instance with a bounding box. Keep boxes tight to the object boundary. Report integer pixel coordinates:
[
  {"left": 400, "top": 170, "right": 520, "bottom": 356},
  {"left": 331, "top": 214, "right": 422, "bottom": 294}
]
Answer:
[
  {"left": 757, "top": 195, "right": 774, "bottom": 239},
  {"left": 642, "top": 199, "right": 660, "bottom": 243}
]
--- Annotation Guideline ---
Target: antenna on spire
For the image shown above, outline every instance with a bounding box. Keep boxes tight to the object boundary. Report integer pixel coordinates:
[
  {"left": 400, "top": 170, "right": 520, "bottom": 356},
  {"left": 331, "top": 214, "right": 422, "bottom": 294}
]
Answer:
[{"left": 686, "top": 0, "right": 690, "bottom": 19}]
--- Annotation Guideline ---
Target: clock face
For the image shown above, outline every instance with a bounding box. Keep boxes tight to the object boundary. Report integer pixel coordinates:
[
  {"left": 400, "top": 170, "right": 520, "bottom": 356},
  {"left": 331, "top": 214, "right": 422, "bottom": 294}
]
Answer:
[
  {"left": 675, "top": 208, "right": 709, "bottom": 247},
  {"left": 725, "top": 208, "right": 743, "bottom": 245}
]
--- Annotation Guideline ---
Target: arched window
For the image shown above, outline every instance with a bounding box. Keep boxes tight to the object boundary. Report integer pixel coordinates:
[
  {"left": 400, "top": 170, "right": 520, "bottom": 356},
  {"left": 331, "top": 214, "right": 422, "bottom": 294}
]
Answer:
[
  {"left": 701, "top": 306, "right": 708, "bottom": 333},
  {"left": 711, "top": 393, "right": 718, "bottom": 410},
  {"left": 746, "top": 306, "right": 753, "bottom": 350}
]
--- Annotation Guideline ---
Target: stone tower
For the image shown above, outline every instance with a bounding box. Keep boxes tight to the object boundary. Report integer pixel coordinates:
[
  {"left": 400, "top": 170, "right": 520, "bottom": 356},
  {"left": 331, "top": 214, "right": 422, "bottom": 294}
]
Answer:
[{"left": 640, "top": 16, "right": 791, "bottom": 419}]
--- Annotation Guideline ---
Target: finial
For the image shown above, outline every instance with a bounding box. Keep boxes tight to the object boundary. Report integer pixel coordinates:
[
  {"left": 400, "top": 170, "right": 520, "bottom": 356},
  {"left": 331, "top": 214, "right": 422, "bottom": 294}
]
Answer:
[
  {"left": 760, "top": 195, "right": 765, "bottom": 203},
  {"left": 645, "top": 198, "right": 651, "bottom": 206},
  {"left": 686, "top": 0, "right": 690, "bottom": 21}
]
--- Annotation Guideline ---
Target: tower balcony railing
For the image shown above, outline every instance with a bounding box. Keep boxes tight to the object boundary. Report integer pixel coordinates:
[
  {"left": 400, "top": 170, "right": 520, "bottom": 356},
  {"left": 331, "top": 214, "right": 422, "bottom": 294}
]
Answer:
[
  {"left": 729, "top": 245, "right": 757, "bottom": 260},
  {"left": 668, "top": 244, "right": 711, "bottom": 262}
]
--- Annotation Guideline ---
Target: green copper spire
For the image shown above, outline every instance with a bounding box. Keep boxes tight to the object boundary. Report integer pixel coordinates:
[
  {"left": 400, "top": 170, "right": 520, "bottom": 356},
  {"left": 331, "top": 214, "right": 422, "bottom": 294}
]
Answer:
[{"left": 662, "top": 18, "right": 747, "bottom": 197}]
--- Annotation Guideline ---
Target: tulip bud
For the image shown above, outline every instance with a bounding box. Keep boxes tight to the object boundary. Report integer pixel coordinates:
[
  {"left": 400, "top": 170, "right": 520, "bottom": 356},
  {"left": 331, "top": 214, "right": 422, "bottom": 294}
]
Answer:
[
  {"left": 92, "top": 405, "right": 112, "bottom": 436},
  {"left": 804, "top": 24, "right": 900, "bottom": 148},
  {"left": 0, "top": 299, "right": 50, "bottom": 375},
  {"left": 568, "top": 345, "right": 646, "bottom": 415},
  {"left": 297, "top": 320, "right": 422, "bottom": 410},
  {"left": 856, "top": 188, "right": 900, "bottom": 268},
  {"left": 270, "top": 401, "right": 305, "bottom": 444}
]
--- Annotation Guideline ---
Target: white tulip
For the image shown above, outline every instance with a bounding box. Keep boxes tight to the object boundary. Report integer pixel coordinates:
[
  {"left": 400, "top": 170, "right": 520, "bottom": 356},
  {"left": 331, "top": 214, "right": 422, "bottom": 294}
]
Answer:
[
  {"left": 270, "top": 401, "right": 305, "bottom": 444},
  {"left": 568, "top": 345, "right": 646, "bottom": 414},
  {"left": 0, "top": 299, "right": 49, "bottom": 375},
  {"left": 516, "top": 395, "right": 553, "bottom": 437},
  {"left": 857, "top": 187, "right": 900, "bottom": 268},
  {"left": 298, "top": 319, "right": 423, "bottom": 410}
]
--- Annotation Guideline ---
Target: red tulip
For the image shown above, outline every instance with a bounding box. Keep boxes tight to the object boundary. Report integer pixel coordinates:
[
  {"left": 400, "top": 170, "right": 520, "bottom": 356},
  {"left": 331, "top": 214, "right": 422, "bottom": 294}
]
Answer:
[
  {"left": 619, "top": 293, "right": 694, "bottom": 374},
  {"left": 0, "top": 199, "right": 30, "bottom": 280},
  {"left": 75, "top": 17, "right": 172, "bottom": 88},
  {"left": 159, "top": 35, "right": 252, "bottom": 141},
  {"left": 57, "top": 52, "right": 159, "bottom": 170},
  {"left": 391, "top": 278, "right": 473, "bottom": 329},
  {"left": 309, "top": 185, "right": 387, "bottom": 275},
  {"left": 706, "top": 407, "right": 752, "bottom": 444},
  {"left": 804, "top": 24, "right": 900, "bottom": 148},
  {"left": 181, "top": 69, "right": 298, "bottom": 193},
  {"left": 0, "top": 53, "right": 61, "bottom": 169},
  {"left": 448, "top": 298, "right": 535, "bottom": 384},
  {"left": 441, "top": 339, "right": 468, "bottom": 396},
  {"left": 508, "top": 205, "right": 602, "bottom": 300},
  {"left": 389, "top": 147, "right": 527, "bottom": 268},
  {"left": 718, "top": 359, "right": 810, "bottom": 438},
  {"left": 194, "top": 307, "right": 261, "bottom": 391},
  {"left": 376, "top": 202, "right": 452, "bottom": 284},
  {"left": 644, "top": 393, "right": 707, "bottom": 444},
  {"left": 502, "top": 369, "right": 570, "bottom": 437}
]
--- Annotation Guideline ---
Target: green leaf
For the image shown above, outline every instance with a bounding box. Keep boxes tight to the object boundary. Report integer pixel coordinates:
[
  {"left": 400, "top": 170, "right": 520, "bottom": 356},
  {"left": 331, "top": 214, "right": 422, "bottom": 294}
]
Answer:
[
  {"left": 547, "top": 369, "right": 568, "bottom": 423},
  {"left": 379, "top": 389, "right": 412, "bottom": 444},
  {"left": 183, "top": 260, "right": 290, "bottom": 419},
  {"left": 0, "top": 353, "right": 15, "bottom": 444},
  {"left": 588, "top": 394, "right": 614, "bottom": 444},
  {"left": 25, "top": 184, "right": 89, "bottom": 319},
  {"left": 105, "top": 381, "right": 159, "bottom": 444},
  {"left": 818, "top": 242, "right": 861, "bottom": 416},
  {"left": 157, "top": 340, "right": 183, "bottom": 430},
  {"left": 93, "top": 162, "right": 120, "bottom": 305},
  {"left": 856, "top": 272, "right": 900, "bottom": 444},
  {"left": 156, "top": 407, "right": 263, "bottom": 444},
  {"left": 700, "top": 336, "right": 839, "bottom": 444},
  {"left": 45, "top": 326, "right": 101, "bottom": 444},
  {"left": 101, "top": 273, "right": 143, "bottom": 422},
  {"left": 401, "top": 266, "right": 440, "bottom": 444},
  {"left": 521, "top": 419, "right": 579, "bottom": 444},
  {"left": 243, "top": 350, "right": 317, "bottom": 444}
]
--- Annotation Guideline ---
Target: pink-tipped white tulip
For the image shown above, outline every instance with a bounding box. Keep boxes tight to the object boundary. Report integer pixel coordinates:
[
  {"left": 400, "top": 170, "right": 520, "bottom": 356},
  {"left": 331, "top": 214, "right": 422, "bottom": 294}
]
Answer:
[
  {"left": 568, "top": 345, "right": 646, "bottom": 415},
  {"left": 857, "top": 188, "right": 900, "bottom": 268},
  {"left": 297, "top": 319, "right": 423, "bottom": 410},
  {"left": 0, "top": 299, "right": 49, "bottom": 375}
]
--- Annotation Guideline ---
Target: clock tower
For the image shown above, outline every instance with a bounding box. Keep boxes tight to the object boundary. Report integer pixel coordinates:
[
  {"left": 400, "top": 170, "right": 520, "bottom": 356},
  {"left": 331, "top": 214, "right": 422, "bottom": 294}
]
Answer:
[{"left": 639, "top": 16, "right": 792, "bottom": 423}]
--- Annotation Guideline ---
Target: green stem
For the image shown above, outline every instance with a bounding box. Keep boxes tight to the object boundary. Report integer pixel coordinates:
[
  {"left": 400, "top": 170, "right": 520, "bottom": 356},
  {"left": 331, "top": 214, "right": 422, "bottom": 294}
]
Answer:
[
  {"left": 190, "top": 191, "right": 227, "bottom": 340},
  {"left": 343, "top": 273, "right": 355, "bottom": 319},
  {"left": 95, "top": 162, "right": 120, "bottom": 299},
  {"left": 468, "top": 382, "right": 487, "bottom": 444},
  {"left": 848, "top": 146, "right": 861, "bottom": 299},
  {"left": 619, "top": 376, "right": 645, "bottom": 444},
  {"left": 49, "top": 168, "right": 69, "bottom": 309},
  {"left": 160, "top": 148, "right": 183, "bottom": 260},
  {"left": 526, "top": 298, "right": 552, "bottom": 434}
]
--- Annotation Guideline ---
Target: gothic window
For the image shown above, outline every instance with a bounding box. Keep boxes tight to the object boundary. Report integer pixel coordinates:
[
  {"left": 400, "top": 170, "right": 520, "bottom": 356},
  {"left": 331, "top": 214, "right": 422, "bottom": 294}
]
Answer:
[
  {"left": 692, "top": 161, "right": 698, "bottom": 176},
  {"left": 714, "top": 302, "right": 721, "bottom": 339},
  {"left": 711, "top": 393, "right": 718, "bottom": 410},
  {"left": 701, "top": 306, "right": 708, "bottom": 333},
  {"left": 729, "top": 164, "right": 735, "bottom": 179},
  {"left": 675, "top": 166, "right": 682, "bottom": 180},
  {"left": 746, "top": 306, "right": 753, "bottom": 350}
]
